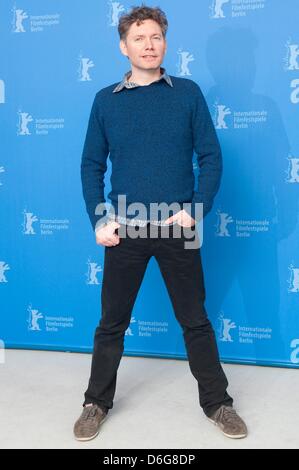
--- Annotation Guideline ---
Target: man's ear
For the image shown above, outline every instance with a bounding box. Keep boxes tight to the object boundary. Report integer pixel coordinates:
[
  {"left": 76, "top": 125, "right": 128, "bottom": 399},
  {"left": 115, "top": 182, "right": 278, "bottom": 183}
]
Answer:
[{"left": 119, "top": 39, "right": 127, "bottom": 57}]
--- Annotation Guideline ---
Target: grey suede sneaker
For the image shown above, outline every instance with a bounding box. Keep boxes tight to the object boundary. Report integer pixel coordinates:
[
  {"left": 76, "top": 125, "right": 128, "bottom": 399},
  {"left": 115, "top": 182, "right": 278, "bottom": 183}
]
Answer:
[
  {"left": 207, "top": 405, "right": 248, "bottom": 439},
  {"left": 73, "top": 403, "right": 108, "bottom": 441}
]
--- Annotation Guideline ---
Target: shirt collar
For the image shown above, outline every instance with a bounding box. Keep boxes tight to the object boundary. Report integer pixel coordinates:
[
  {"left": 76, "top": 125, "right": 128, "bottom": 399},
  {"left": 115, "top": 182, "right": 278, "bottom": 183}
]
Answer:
[{"left": 112, "top": 66, "right": 173, "bottom": 93}]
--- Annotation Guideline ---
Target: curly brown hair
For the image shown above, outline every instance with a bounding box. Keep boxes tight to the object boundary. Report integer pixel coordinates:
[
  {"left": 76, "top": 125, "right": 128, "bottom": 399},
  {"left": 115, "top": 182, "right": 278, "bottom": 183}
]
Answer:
[{"left": 118, "top": 3, "right": 168, "bottom": 42}]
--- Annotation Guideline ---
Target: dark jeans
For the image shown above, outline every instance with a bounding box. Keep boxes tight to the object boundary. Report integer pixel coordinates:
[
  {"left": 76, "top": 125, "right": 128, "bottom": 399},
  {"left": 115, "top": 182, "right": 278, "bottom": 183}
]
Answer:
[{"left": 83, "top": 222, "right": 233, "bottom": 417}]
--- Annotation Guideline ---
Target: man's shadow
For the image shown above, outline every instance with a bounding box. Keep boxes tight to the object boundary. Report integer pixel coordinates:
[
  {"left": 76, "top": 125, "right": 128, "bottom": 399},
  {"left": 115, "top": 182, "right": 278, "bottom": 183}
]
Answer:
[{"left": 200, "top": 27, "right": 298, "bottom": 363}]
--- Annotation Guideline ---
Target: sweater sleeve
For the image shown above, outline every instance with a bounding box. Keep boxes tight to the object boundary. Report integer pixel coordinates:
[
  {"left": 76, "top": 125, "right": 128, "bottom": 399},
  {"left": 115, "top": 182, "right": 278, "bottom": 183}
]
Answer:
[
  {"left": 80, "top": 92, "right": 110, "bottom": 232},
  {"left": 185, "top": 83, "right": 223, "bottom": 223}
]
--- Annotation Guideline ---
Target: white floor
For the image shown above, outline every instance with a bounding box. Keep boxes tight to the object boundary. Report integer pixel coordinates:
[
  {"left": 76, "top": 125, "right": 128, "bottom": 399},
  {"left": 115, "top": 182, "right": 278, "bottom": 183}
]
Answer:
[{"left": 0, "top": 349, "right": 298, "bottom": 449}]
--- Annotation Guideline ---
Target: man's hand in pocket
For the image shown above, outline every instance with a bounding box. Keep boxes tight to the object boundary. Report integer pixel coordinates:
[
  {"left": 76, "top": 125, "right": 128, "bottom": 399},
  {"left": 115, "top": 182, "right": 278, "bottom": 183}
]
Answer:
[
  {"left": 95, "top": 221, "right": 121, "bottom": 247},
  {"left": 164, "top": 209, "right": 196, "bottom": 227}
]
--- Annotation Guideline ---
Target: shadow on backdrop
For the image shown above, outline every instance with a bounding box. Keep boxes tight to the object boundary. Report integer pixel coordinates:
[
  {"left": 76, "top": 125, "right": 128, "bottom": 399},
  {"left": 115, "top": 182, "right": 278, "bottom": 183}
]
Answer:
[{"left": 201, "top": 27, "right": 298, "bottom": 363}]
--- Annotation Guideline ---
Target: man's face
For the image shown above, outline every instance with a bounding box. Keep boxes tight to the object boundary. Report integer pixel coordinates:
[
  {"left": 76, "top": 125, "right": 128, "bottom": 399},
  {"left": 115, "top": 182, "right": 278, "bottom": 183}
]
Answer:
[{"left": 120, "top": 19, "right": 167, "bottom": 71}]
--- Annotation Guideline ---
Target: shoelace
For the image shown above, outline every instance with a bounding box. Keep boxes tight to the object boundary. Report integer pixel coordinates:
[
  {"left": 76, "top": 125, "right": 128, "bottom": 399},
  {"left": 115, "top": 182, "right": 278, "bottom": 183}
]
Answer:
[
  {"left": 82, "top": 405, "right": 98, "bottom": 420},
  {"left": 214, "top": 406, "right": 238, "bottom": 424}
]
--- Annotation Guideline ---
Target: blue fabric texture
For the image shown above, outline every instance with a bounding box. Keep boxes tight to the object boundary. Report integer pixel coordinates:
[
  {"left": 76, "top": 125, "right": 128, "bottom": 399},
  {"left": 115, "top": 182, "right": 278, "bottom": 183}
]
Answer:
[{"left": 81, "top": 73, "right": 222, "bottom": 231}]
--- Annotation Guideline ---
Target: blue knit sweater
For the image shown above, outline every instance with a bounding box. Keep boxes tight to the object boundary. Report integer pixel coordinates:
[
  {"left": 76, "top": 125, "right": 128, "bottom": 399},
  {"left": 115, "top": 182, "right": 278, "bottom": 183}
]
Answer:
[{"left": 81, "top": 76, "right": 222, "bottom": 231}]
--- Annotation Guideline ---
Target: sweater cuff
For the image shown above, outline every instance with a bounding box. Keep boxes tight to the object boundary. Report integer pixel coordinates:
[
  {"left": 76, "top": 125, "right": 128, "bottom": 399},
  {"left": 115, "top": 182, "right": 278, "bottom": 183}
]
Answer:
[
  {"left": 183, "top": 200, "right": 205, "bottom": 223},
  {"left": 94, "top": 215, "right": 111, "bottom": 234},
  {"left": 93, "top": 205, "right": 117, "bottom": 234},
  {"left": 86, "top": 202, "right": 109, "bottom": 233}
]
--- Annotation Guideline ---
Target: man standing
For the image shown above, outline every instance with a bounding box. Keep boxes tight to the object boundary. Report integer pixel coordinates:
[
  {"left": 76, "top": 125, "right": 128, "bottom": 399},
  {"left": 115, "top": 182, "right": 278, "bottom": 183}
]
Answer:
[{"left": 74, "top": 5, "right": 247, "bottom": 441}]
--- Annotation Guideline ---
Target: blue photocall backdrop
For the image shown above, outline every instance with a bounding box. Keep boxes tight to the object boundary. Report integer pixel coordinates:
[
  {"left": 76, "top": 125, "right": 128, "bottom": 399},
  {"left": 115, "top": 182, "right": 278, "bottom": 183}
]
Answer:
[{"left": 1, "top": 0, "right": 299, "bottom": 368}]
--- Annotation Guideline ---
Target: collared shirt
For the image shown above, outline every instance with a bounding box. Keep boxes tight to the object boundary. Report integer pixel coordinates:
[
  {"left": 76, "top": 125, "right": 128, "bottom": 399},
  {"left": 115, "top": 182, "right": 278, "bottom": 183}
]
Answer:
[
  {"left": 103, "top": 67, "right": 175, "bottom": 229},
  {"left": 112, "top": 66, "right": 173, "bottom": 93}
]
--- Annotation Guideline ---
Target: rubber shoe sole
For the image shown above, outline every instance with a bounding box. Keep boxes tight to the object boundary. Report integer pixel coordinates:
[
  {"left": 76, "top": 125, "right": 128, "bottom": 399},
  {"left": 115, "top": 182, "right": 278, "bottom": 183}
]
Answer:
[
  {"left": 207, "top": 416, "right": 247, "bottom": 439},
  {"left": 74, "top": 414, "right": 108, "bottom": 442}
]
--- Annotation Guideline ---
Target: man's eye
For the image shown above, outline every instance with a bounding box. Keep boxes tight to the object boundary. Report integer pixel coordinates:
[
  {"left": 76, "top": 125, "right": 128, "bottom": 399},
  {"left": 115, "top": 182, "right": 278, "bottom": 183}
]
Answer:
[{"left": 135, "top": 37, "right": 161, "bottom": 41}]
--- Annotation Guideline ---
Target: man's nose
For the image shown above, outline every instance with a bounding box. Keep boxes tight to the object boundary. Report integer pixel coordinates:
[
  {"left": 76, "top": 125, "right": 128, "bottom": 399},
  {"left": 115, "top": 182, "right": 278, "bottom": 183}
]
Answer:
[{"left": 145, "top": 39, "right": 154, "bottom": 49}]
